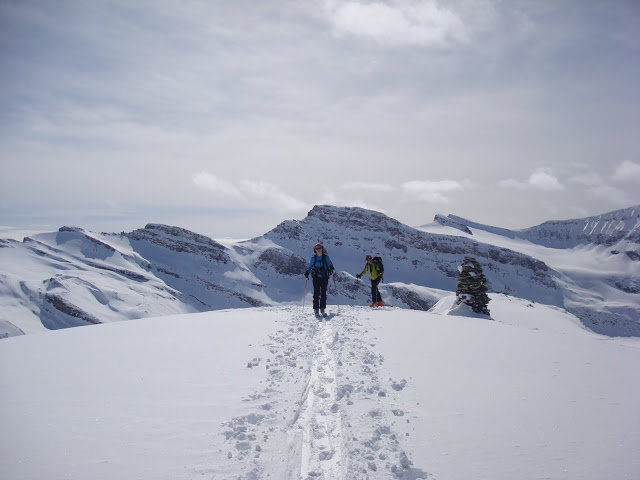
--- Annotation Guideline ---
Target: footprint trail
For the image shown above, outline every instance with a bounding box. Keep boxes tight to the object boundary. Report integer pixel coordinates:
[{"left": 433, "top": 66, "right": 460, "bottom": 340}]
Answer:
[{"left": 217, "top": 306, "right": 432, "bottom": 479}]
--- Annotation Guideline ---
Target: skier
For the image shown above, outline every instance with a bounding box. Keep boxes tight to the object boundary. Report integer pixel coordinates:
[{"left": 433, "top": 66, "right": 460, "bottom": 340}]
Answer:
[
  {"left": 304, "top": 242, "right": 334, "bottom": 316},
  {"left": 356, "top": 254, "right": 384, "bottom": 307}
]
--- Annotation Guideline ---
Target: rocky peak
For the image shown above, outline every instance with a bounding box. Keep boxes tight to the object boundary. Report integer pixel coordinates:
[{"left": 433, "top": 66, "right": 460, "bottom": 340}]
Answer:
[
  {"left": 266, "top": 205, "right": 412, "bottom": 243},
  {"left": 55, "top": 226, "right": 117, "bottom": 259},
  {"left": 522, "top": 205, "right": 640, "bottom": 248},
  {"left": 130, "top": 224, "right": 223, "bottom": 248},
  {"left": 435, "top": 206, "right": 640, "bottom": 249},
  {"left": 434, "top": 214, "right": 472, "bottom": 235},
  {"left": 127, "top": 224, "right": 229, "bottom": 262},
  {"left": 306, "top": 205, "right": 410, "bottom": 234},
  {"left": 440, "top": 215, "right": 518, "bottom": 239}
]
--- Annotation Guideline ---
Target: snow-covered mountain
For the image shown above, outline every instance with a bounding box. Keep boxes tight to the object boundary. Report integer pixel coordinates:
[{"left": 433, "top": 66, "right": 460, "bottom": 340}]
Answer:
[
  {"left": 434, "top": 205, "right": 640, "bottom": 250},
  {"left": 421, "top": 205, "right": 640, "bottom": 336},
  {"left": 261, "top": 205, "right": 561, "bottom": 307},
  {"left": 1, "top": 205, "right": 638, "bottom": 337}
]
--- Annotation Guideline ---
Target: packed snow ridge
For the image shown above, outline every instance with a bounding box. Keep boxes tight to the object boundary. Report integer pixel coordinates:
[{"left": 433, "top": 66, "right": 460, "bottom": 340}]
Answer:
[{"left": 1, "top": 204, "right": 639, "bottom": 337}]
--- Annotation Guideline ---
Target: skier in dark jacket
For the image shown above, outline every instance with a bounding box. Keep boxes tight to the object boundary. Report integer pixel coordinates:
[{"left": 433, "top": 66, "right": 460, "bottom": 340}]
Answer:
[
  {"left": 304, "top": 242, "right": 334, "bottom": 316},
  {"left": 357, "top": 254, "right": 384, "bottom": 307}
]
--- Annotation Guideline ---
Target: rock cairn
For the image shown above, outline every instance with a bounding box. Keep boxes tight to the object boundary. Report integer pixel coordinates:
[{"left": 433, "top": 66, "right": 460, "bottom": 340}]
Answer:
[{"left": 456, "top": 256, "right": 491, "bottom": 316}]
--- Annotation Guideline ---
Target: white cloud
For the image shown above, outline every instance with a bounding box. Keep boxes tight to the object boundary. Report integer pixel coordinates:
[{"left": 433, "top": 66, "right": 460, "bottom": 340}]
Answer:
[
  {"left": 568, "top": 171, "right": 634, "bottom": 206},
  {"left": 585, "top": 184, "right": 633, "bottom": 205},
  {"left": 192, "top": 172, "right": 309, "bottom": 213},
  {"left": 528, "top": 171, "right": 564, "bottom": 191},
  {"left": 401, "top": 179, "right": 466, "bottom": 203},
  {"left": 611, "top": 161, "right": 640, "bottom": 183},
  {"left": 2, "top": 1, "right": 639, "bottom": 237},
  {"left": 192, "top": 172, "right": 243, "bottom": 198},
  {"left": 500, "top": 169, "right": 564, "bottom": 191},
  {"left": 239, "top": 180, "right": 309, "bottom": 212},
  {"left": 326, "top": 0, "right": 468, "bottom": 47},
  {"left": 568, "top": 172, "right": 604, "bottom": 188}
]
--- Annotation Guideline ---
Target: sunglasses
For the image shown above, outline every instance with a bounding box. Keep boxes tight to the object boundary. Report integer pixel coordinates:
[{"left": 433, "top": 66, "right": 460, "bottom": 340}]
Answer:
[{"left": 315, "top": 247, "right": 322, "bottom": 250}]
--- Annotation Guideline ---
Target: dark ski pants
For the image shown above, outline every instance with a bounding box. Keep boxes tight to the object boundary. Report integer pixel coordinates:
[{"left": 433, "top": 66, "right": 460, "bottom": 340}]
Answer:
[
  {"left": 371, "top": 278, "right": 382, "bottom": 303},
  {"left": 312, "top": 276, "right": 329, "bottom": 310}
]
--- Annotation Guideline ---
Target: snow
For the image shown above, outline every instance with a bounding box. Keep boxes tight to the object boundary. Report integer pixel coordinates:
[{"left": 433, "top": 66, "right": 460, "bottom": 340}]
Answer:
[
  {"left": 416, "top": 213, "right": 640, "bottom": 336},
  {"left": 2, "top": 295, "right": 639, "bottom": 480},
  {"left": 2, "top": 205, "right": 638, "bottom": 338},
  {"left": 417, "top": 218, "right": 638, "bottom": 278}
]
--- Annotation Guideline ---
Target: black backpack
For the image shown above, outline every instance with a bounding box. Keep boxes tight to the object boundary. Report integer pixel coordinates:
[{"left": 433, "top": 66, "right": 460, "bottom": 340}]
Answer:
[
  {"left": 311, "top": 246, "right": 334, "bottom": 278},
  {"left": 372, "top": 256, "right": 384, "bottom": 275},
  {"left": 311, "top": 254, "right": 329, "bottom": 278}
]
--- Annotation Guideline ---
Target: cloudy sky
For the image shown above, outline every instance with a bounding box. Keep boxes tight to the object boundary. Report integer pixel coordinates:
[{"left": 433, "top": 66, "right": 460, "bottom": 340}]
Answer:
[{"left": 1, "top": 0, "right": 639, "bottom": 239}]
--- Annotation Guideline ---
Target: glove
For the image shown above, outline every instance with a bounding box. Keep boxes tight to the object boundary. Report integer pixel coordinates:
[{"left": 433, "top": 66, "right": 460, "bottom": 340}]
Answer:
[
  {"left": 356, "top": 274, "right": 361, "bottom": 279},
  {"left": 329, "top": 266, "right": 334, "bottom": 275},
  {"left": 304, "top": 271, "right": 309, "bottom": 278}
]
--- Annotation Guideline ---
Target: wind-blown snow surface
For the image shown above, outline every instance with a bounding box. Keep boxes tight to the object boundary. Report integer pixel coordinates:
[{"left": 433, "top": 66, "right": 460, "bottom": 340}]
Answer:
[{"left": 1, "top": 296, "right": 639, "bottom": 480}]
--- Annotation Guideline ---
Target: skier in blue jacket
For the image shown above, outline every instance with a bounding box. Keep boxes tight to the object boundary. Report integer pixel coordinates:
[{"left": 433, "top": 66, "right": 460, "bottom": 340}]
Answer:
[{"left": 304, "top": 242, "right": 334, "bottom": 316}]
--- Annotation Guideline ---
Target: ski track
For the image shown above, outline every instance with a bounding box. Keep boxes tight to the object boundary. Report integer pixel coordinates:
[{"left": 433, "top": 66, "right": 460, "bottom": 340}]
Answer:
[
  {"left": 298, "top": 316, "right": 342, "bottom": 479},
  {"left": 217, "top": 306, "right": 432, "bottom": 479}
]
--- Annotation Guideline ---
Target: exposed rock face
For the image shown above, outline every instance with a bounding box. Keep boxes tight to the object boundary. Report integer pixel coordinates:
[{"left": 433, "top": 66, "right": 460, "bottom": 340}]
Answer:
[
  {"left": 386, "top": 285, "right": 440, "bottom": 311},
  {"left": 522, "top": 208, "right": 639, "bottom": 247},
  {"left": 256, "top": 248, "right": 307, "bottom": 276},
  {"left": 128, "top": 224, "right": 229, "bottom": 263},
  {"left": 43, "top": 294, "right": 102, "bottom": 328},
  {"left": 456, "top": 257, "right": 491, "bottom": 316},
  {"left": 433, "top": 214, "right": 472, "bottom": 235},
  {"left": 126, "top": 224, "right": 267, "bottom": 311},
  {"left": 269, "top": 220, "right": 306, "bottom": 240}
]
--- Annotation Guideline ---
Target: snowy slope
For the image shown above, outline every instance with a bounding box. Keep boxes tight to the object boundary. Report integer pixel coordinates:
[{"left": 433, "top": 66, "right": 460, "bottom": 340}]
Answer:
[
  {"left": 0, "top": 227, "right": 195, "bottom": 335},
  {"left": 1, "top": 297, "right": 639, "bottom": 480},
  {"left": 1, "top": 205, "right": 638, "bottom": 338},
  {"left": 418, "top": 205, "right": 640, "bottom": 337},
  {"left": 0, "top": 224, "right": 276, "bottom": 336}
]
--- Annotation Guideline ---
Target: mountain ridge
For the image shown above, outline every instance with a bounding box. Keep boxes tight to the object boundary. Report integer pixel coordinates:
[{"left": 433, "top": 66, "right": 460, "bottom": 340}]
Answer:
[
  {"left": 433, "top": 205, "right": 640, "bottom": 249},
  {"left": 1, "top": 205, "right": 638, "bottom": 337}
]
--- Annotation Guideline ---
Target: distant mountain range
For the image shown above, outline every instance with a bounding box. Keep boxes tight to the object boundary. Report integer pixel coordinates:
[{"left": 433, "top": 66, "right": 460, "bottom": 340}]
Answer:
[{"left": 1, "top": 205, "right": 638, "bottom": 338}]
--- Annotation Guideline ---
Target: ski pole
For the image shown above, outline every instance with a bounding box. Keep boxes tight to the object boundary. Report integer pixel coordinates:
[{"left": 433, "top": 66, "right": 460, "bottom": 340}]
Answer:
[
  {"left": 302, "top": 277, "right": 308, "bottom": 310},
  {"left": 332, "top": 274, "right": 341, "bottom": 313}
]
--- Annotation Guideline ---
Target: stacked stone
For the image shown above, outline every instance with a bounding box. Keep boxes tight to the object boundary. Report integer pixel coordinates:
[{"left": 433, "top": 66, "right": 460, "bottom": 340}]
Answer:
[{"left": 456, "top": 256, "right": 491, "bottom": 316}]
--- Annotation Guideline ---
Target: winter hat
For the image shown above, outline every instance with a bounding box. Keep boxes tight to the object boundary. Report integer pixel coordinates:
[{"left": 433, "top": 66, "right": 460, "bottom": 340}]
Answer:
[{"left": 365, "top": 254, "right": 373, "bottom": 261}]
